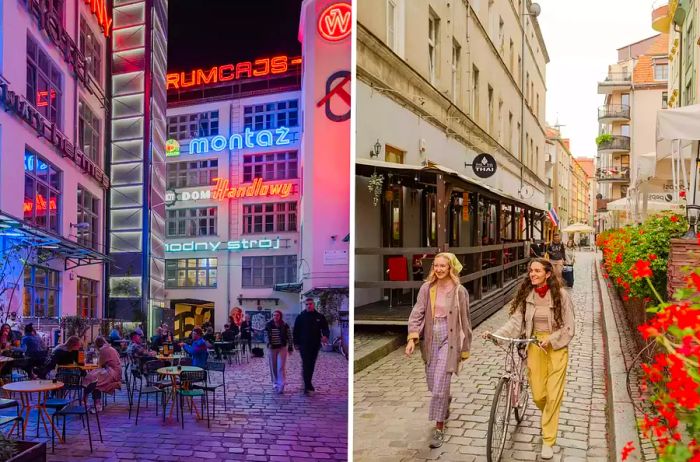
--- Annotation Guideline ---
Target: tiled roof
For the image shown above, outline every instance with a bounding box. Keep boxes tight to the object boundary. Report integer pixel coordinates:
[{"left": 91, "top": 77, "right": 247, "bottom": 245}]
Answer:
[
  {"left": 575, "top": 158, "right": 595, "bottom": 178},
  {"left": 633, "top": 34, "right": 668, "bottom": 84}
]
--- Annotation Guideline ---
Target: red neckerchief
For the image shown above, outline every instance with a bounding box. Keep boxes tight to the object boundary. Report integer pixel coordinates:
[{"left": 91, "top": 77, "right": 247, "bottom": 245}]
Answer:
[{"left": 534, "top": 284, "right": 550, "bottom": 298}]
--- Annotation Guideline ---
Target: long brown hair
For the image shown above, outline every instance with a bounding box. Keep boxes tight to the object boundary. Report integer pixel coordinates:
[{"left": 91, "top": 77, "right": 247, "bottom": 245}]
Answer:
[{"left": 509, "top": 258, "right": 564, "bottom": 328}]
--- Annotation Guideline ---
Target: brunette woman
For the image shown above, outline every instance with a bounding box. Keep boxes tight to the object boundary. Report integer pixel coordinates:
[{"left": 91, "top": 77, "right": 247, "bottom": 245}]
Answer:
[
  {"left": 265, "top": 310, "right": 293, "bottom": 394},
  {"left": 483, "top": 258, "right": 575, "bottom": 460},
  {"left": 405, "top": 252, "right": 472, "bottom": 449},
  {"left": 0, "top": 324, "right": 12, "bottom": 352}
]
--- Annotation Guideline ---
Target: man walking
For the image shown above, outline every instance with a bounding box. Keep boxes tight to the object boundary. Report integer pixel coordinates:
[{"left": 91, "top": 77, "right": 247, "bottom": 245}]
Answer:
[
  {"left": 546, "top": 232, "right": 567, "bottom": 281},
  {"left": 293, "top": 298, "right": 329, "bottom": 394}
]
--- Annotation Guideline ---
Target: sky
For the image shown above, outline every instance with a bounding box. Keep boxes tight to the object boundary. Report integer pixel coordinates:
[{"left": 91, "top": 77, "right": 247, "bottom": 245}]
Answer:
[
  {"left": 167, "top": 0, "right": 303, "bottom": 71},
  {"left": 536, "top": 0, "right": 657, "bottom": 158}
]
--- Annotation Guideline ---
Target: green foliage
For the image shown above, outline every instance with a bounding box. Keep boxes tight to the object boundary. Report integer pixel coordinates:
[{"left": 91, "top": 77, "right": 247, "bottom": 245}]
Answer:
[
  {"left": 0, "top": 433, "right": 17, "bottom": 462},
  {"left": 595, "top": 133, "right": 613, "bottom": 146}
]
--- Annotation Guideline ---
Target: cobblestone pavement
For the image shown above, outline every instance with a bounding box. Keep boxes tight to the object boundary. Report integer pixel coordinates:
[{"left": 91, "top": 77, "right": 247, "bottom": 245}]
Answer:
[
  {"left": 12, "top": 350, "right": 348, "bottom": 461},
  {"left": 354, "top": 252, "right": 610, "bottom": 461}
]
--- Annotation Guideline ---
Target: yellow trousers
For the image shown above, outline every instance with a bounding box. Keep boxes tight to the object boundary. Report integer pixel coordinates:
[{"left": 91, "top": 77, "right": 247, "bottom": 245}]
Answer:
[{"left": 527, "top": 332, "right": 569, "bottom": 446}]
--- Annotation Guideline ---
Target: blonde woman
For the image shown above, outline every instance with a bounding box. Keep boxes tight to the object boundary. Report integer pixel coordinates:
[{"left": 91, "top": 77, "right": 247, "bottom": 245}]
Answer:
[
  {"left": 482, "top": 258, "right": 575, "bottom": 459},
  {"left": 405, "top": 252, "right": 473, "bottom": 449}
]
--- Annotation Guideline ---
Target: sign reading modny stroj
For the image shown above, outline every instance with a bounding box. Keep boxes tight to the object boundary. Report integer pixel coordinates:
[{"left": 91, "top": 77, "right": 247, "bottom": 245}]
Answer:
[{"left": 165, "top": 237, "right": 291, "bottom": 253}]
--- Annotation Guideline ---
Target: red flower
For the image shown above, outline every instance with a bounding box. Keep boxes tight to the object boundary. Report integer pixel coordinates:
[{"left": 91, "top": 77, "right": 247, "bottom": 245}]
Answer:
[
  {"left": 690, "top": 272, "right": 700, "bottom": 292},
  {"left": 623, "top": 295, "right": 630, "bottom": 301},
  {"left": 621, "top": 441, "right": 635, "bottom": 461},
  {"left": 680, "top": 190, "right": 687, "bottom": 198},
  {"left": 671, "top": 215, "right": 679, "bottom": 223},
  {"left": 649, "top": 254, "right": 657, "bottom": 261},
  {"left": 631, "top": 260, "right": 653, "bottom": 280},
  {"left": 615, "top": 253, "right": 623, "bottom": 264},
  {"left": 603, "top": 273, "right": 609, "bottom": 279}
]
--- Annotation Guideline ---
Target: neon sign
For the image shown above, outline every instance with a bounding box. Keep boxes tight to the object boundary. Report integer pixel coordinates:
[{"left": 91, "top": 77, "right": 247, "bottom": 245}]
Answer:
[
  {"left": 84, "top": 0, "right": 113, "bottom": 37},
  {"left": 167, "top": 55, "right": 303, "bottom": 90},
  {"left": 23, "top": 195, "right": 57, "bottom": 214},
  {"left": 188, "top": 127, "right": 292, "bottom": 155},
  {"left": 36, "top": 90, "right": 56, "bottom": 108},
  {"left": 165, "top": 139, "right": 180, "bottom": 157},
  {"left": 318, "top": 3, "right": 352, "bottom": 42},
  {"left": 165, "top": 237, "right": 286, "bottom": 253},
  {"left": 212, "top": 178, "right": 293, "bottom": 200}
]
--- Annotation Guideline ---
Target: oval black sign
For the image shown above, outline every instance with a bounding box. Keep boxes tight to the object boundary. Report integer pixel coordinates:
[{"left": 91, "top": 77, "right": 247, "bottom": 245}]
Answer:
[{"left": 472, "top": 153, "right": 497, "bottom": 178}]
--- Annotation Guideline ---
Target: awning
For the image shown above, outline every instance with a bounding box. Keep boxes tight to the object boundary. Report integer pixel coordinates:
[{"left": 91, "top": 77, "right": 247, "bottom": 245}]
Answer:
[
  {"left": 607, "top": 197, "right": 682, "bottom": 212},
  {"left": 656, "top": 105, "right": 700, "bottom": 161},
  {"left": 273, "top": 283, "right": 303, "bottom": 293},
  {"left": 0, "top": 210, "right": 110, "bottom": 270}
]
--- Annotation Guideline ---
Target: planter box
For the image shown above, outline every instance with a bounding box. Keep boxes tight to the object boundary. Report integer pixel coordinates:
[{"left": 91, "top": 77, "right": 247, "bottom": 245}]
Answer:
[
  {"left": 667, "top": 238, "right": 700, "bottom": 297},
  {"left": 8, "top": 441, "right": 46, "bottom": 462}
]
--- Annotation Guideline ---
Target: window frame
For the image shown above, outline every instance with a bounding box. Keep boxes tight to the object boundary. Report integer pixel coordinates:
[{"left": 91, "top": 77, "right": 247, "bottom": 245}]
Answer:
[
  {"left": 78, "top": 99, "right": 101, "bottom": 165},
  {"left": 243, "top": 100, "right": 299, "bottom": 131},
  {"left": 77, "top": 185, "right": 99, "bottom": 250},
  {"left": 23, "top": 265, "right": 60, "bottom": 318},
  {"left": 166, "top": 207, "right": 218, "bottom": 238},
  {"left": 241, "top": 255, "right": 297, "bottom": 288},
  {"left": 77, "top": 276, "right": 98, "bottom": 318},
  {"left": 79, "top": 16, "right": 102, "bottom": 83},
  {"left": 165, "top": 258, "right": 218, "bottom": 288},
  {"left": 166, "top": 159, "right": 218, "bottom": 189},
  {"left": 24, "top": 150, "right": 61, "bottom": 234},
  {"left": 242, "top": 201, "right": 297, "bottom": 234},
  {"left": 242, "top": 150, "right": 298, "bottom": 183},
  {"left": 26, "top": 34, "right": 63, "bottom": 127},
  {"left": 167, "top": 111, "right": 220, "bottom": 141}
]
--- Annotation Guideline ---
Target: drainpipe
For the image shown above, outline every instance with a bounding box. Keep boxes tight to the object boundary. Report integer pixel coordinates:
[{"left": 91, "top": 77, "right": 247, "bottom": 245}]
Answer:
[
  {"left": 675, "top": 23, "right": 683, "bottom": 106},
  {"left": 519, "top": 0, "right": 526, "bottom": 190}
]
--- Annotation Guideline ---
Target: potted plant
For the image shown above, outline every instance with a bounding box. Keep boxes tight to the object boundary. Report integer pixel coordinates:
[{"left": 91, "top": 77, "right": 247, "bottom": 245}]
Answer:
[
  {"left": 595, "top": 133, "right": 613, "bottom": 146},
  {"left": 0, "top": 433, "right": 46, "bottom": 462},
  {"left": 368, "top": 172, "right": 384, "bottom": 206}
]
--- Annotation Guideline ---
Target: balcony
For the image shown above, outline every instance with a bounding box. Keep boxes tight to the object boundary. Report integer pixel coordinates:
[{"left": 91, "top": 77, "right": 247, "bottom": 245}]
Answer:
[
  {"left": 596, "top": 167, "right": 630, "bottom": 183},
  {"left": 597, "top": 135, "right": 630, "bottom": 154},
  {"left": 598, "top": 72, "right": 632, "bottom": 94},
  {"left": 598, "top": 104, "right": 630, "bottom": 123}
]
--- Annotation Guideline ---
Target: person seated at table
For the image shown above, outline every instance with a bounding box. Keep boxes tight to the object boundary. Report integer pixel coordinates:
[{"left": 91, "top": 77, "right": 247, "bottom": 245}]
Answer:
[
  {"left": 108, "top": 326, "right": 122, "bottom": 343},
  {"left": 213, "top": 324, "right": 237, "bottom": 359},
  {"left": 83, "top": 337, "right": 121, "bottom": 412},
  {"left": 179, "top": 327, "right": 208, "bottom": 368},
  {"left": 40, "top": 336, "right": 82, "bottom": 379},
  {"left": 150, "top": 327, "right": 166, "bottom": 351},
  {"left": 0, "top": 324, "right": 13, "bottom": 352},
  {"left": 127, "top": 332, "right": 156, "bottom": 365},
  {"left": 20, "top": 323, "right": 46, "bottom": 378},
  {"left": 204, "top": 327, "right": 216, "bottom": 345}
]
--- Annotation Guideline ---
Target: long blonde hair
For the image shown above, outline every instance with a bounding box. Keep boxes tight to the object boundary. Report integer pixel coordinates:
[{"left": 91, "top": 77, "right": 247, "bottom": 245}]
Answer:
[{"left": 425, "top": 253, "right": 461, "bottom": 286}]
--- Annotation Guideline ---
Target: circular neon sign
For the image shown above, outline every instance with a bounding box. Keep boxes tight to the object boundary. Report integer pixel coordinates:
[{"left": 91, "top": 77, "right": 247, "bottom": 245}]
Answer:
[{"left": 318, "top": 3, "right": 352, "bottom": 42}]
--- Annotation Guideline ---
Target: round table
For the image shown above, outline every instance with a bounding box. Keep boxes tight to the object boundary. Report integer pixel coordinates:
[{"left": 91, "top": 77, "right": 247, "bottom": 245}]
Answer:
[
  {"left": 156, "top": 366, "right": 203, "bottom": 419},
  {"left": 156, "top": 355, "right": 185, "bottom": 362},
  {"left": 3, "top": 380, "right": 64, "bottom": 441},
  {"left": 57, "top": 363, "right": 99, "bottom": 371}
]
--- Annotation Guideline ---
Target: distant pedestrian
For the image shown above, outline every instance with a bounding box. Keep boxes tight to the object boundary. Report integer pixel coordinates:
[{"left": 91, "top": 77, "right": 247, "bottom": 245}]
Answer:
[
  {"left": 240, "top": 314, "right": 252, "bottom": 353},
  {"left": 405, "top": 252, "right": 472, "bottom": 449},
  {"left": 293, "top": 298, "right": 329, "bottom": 394},
  {"left": 266, "top": 310, "right": 293, "bottom": 394},
  {"left": 482, "top": 258, "right": 575, "bottom": 460},
  {"left": 545, "top": 232, "right": 566, "bottom": 281}
]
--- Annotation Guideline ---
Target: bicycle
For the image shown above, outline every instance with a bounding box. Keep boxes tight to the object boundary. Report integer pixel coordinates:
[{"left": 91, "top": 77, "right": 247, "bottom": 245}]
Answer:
[
  {"left": 485, "top": 333, "right": 542, "bottom": 462},
  {"left": 331, "top": 336, "right": 348, "bottom": 360}
]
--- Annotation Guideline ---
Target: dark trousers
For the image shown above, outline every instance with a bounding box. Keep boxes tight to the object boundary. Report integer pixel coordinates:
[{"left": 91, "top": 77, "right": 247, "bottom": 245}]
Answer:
[{"left": 300, "top": 346, "right": 320, "bottom": 390}]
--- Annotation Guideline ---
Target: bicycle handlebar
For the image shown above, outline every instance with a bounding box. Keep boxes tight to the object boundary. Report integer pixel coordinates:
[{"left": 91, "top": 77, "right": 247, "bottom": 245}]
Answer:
[{"left": 486, "top": 333, "right": 541, "bottom": 345}]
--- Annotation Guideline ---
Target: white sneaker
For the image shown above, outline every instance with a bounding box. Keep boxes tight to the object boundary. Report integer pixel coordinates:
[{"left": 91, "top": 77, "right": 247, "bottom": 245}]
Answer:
[{"left": 541, "top": 444, "right": 553, "bottom": 459}]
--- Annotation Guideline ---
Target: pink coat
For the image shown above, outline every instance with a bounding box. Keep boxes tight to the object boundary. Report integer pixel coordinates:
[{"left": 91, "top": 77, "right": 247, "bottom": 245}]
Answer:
[{"left": 83, "top": 344, "right": 122, "bottom": 393}]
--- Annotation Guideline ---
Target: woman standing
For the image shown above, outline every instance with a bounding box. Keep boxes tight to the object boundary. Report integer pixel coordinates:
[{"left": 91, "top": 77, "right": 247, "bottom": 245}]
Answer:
[
  {"left": 482, "top": 258, "right": 575, "bottom": 460},
  {"left": 405, "top": 252, "right": 472, "bottom": 449},
  {"left": 83, "top": 337, "right": 122, "bottom": 412},
  {"left": 265, "top": 310, "right": 293, "bottom": 394}
]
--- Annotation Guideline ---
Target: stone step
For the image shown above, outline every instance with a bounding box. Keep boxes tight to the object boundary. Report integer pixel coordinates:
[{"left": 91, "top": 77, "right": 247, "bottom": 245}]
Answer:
[{"left": 354, "top": 327, "right": 405, "bottom": 373}]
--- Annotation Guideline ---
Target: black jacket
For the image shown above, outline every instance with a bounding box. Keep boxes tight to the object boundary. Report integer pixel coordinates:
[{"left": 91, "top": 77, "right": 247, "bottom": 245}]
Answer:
[
  {"left": 546, "top": 242, "right": 566, "bottom": 261},
  {"left": 240, "top": 321, "right": 251, "bottom": 340},
  {"left": 293, "top": 310, "right": 330, "bottom": 349}
]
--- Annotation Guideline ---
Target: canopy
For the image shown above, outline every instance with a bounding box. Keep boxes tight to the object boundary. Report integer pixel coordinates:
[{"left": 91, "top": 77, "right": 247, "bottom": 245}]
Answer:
[
  {"left": 607, "top": 197, "right": 682, "bottom": 212},
  {"left": 561, "top": 223, "right": 594, "bottom": 233}
]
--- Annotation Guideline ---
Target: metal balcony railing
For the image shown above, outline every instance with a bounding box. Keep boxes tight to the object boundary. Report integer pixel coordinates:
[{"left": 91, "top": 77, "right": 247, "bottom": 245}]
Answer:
[
  {"left": 602, "top": 72, "right": 632, "bottom": 83},
  {"left": 597, "top": 135, "right": 631, "bottom": 153},
  {"left": 598, "top": 104, "right": 631, "bottom": 121},
  {"left": 596, "top": 167, "right": 630, "bottom": 182}
]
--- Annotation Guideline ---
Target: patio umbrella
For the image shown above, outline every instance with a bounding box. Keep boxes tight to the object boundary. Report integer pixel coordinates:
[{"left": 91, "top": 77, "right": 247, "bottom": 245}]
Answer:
[{"left": 561, "top": 223, "right": 594, "bottom": 233}]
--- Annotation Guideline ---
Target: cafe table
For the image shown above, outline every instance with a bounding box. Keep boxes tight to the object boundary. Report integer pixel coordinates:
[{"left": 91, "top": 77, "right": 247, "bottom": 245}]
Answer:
[
  {"left": 156, "top": 366, "right": 203, "bottom": 419},
  {"left": 3, "top": 379, "right": 64, "bottom": 441},
  {"left": 57, "top": 363, "right": 99, "bottom": 371}
]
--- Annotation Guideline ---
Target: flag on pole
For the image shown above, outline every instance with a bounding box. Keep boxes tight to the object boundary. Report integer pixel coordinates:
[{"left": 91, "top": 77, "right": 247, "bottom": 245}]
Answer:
[{"left": 548, "top": 207, "right": 560, "bottom": 228}]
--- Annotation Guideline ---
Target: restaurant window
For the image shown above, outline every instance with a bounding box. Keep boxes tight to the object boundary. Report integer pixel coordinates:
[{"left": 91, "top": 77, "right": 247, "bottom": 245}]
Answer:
[
  {"left": 500, "top": 206, "right": 513, "bottom": 241},
  {"left": 79, "top": 99, "right": 101, "bottom": 164},
  {"left": 241, "top": 255, "right": 297, "bottom": 288},
  {"left": 77, "top": 277, "right": 98, "bottom": 318},
  {"left": 167, "top": 111, "right": 219, "bottom": 141},
  {"left": 384, "top": 145, "right": 405, "bottom": 164},
  {"left": 243, "top": 151, "right": 298, "bottom": 182},
  {"left": 79, "top": 17, "right": 102, "bottom": 82},
  {"left": 23, "top": 265, "right": 60, "bottom": 318},
  {"left": 166, "top": 159, "right": 218, "bottom": 188},
  {"left": 243, "top": 100, "right": 298, "bottom": 130},
  {"left": 27, "top": 35, "right": 62, "bottom": 127},
  {"left": 382, "top": 185, "right": 403, "bottom": 247},
  {"left": 166, "top": 207, "right": 217, "bottom": 237},
  {"left": 242, "top": 202, "right": 296, "bottom": 234},
  {"left": 165, "top": 258, "right": 217, "bottom": 288},
  {"left": 77, "top": 186, "right": 99, "bottom": 250},
  {"left": 24, "top": 150, "right": 61, "bottom": 234}
]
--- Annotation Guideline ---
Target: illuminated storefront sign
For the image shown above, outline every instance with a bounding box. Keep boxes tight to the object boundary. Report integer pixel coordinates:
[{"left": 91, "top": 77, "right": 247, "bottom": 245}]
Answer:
[
  {"left": 165, "top": 139, "right": 180, "bottom": 157},
  {"left": 165, "top": 189, "right": 211, "bottom": 204},
  {"left": 167, "top": 55, "right": 303, "bottom": 90},
  {"left": 83, "top": 0, "right": 113, "bottom": 37},
  {"left": 318, "top": 3, "right": 352, "bottom": 42},
  {"left": 23, "top": 195, "right": 57, "bottom": 214},
  {"left": 212, "top": 178, "right": 293, "bottom": 200},
  {"left": 165, "top": 237, "right": 287, "bottom": 253},
  {"left": 188, "top": 127, "right": 292, "bottom": 155}
]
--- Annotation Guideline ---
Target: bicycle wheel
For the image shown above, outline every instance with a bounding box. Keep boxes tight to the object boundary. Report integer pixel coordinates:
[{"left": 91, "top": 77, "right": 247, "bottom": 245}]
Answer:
[
  {"left": 487, "top": 377, "right": 511, "bottom": 462},
  {"left": 514, "top": 375, "right": 529, "bottom": 423}
]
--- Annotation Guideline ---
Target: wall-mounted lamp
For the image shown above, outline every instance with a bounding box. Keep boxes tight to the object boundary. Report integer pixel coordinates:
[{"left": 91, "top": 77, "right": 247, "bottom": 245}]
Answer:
[
  {"left": 370, "top": 139, "right": 382, "bottom": 158},
  {"left": 70, "top": 222, "right": 90, "bottom": 230}
]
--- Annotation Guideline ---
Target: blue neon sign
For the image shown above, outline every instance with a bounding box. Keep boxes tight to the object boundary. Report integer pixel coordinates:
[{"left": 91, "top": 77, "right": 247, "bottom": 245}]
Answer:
[
  {"left": 187, "top": 127, "right": 292, "bottom": 155},
  {"left": 24, "top": 153, "right": 48, "bottom": 172},
  {"left": 164, "top": 237, "right": 285, "bottom": 253}
]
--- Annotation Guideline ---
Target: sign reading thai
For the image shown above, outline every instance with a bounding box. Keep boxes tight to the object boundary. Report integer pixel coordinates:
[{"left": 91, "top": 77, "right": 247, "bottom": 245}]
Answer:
[
  {"left": 187, "top": 127, "right": 292, "bottom": 155},
  {"left": 165, "top": 237, "right": 289, "bottom": 253},
  {"left": 167, "top": 55, "right": 302, "bottom": 90},
  {"left": 211, "top": 178, "right": 293, "bottom": 200},
  {"left": 471, "top": 153, "right": 497, "bottom": 179},
  {"left": 318, "top": 3, "right": 352, "bottom": 42}
]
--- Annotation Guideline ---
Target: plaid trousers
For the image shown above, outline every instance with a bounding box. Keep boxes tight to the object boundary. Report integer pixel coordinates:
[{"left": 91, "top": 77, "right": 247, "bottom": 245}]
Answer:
[{"left": 426, "top": 317, "right": 451, "bottom": 422}]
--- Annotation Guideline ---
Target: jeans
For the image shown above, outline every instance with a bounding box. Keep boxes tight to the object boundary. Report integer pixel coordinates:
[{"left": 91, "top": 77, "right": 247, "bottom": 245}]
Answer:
[{"left": 300, "top": 345, "right": 320, "bottom": 391}]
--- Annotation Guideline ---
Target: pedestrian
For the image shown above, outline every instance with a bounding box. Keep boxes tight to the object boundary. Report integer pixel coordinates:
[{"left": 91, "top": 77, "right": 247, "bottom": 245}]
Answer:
[
  {"left": 82, "top": 337, "right": 121, "bottom": 412},
  {"left": 482, "top": 257, "right": 575, "bottom": 460},
  {"left": 240, "top": 314, "right": 252, "bottom": 353},
  {"left": 293, "top": 298, "right": 329, "bottom": 395},
  {"left": 405, "top": 252, "right": 472, "bottom": 449},
  {"left": 266, "top": 310, "right": 294, "bottom": 394},
  {"left": 545, "top": 232, "right": 566, "bottom": 281},
  {"left": 179, "top": 327, "right": 208, "bottom": 368}
]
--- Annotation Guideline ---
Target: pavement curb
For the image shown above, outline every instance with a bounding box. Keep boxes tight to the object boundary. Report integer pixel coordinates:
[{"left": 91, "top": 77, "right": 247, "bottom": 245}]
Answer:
[
  {"left": 594, "top": 255, "right": 643, "bottom": 462},
  {"left": 353, "top": 335, "right": 404, "bottom": 374}
]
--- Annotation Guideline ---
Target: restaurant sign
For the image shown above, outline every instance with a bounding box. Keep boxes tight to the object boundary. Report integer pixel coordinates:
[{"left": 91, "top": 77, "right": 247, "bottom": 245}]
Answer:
[
  {"left": 165, "top": 237, "right": 290, "bottom": 253},
  {"left": 471, "top": 153, "right": 497, "bottom": 179},
  {"left": 0, "top": 83, "right": 109, "bottom": 188}
]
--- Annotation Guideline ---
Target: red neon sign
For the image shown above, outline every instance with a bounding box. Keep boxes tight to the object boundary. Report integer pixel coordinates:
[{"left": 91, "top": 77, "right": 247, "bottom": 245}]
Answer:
[
  {"left": 318, "top": 3, "right": 352, "bottom": 42},
  {"left": 36, "top": 89, "right": 56, "bottom": 108},
  {"left": 167, "top": 55, "right": 303, "bottom": 90},
  {"left": 84, "top": 0, "right": 113, "bottom": 37},
  {"left": 23, "top": 195, "right": 57, "bottom": 214},
  {"left": 211, "top": 178, "right": 293, "bottom": 200}
]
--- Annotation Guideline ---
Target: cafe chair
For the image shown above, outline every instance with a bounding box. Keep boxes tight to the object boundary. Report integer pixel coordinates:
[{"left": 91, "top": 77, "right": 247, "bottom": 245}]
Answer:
[
  {"left": 193, "top": 361, "right": 227, "bottom": 416},
  {"left": 177, "top": 370, "right": 209, "bottom": 429},
  {"left": 51, "top": 382, "right": 103, "bottom": 453},
  {"left": 129, "top": 365, "right": 167, "bottom": 425},
  {"left": 0, "top": 398, "right": 23, "bottom": 439}
]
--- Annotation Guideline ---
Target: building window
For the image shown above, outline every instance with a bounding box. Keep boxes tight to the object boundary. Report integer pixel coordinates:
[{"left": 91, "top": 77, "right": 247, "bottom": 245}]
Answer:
[
  {"left": 77, "top": 277, "right": 98, "bottom": 318},
  {"left": 428, "top": 11, "right": 439, "bottom": 84},
  {"left": 166, "top": 207, "right": 217, "bottom": 237},
  {"left": 27, "top": 35, "right": 62, "bottom": 127},
  {"left": 243, "top": 100, "right": 299, "bottom": 130},
  {"left": 662, "top": 91, "right": 668, "bottom": 109},
  {"left": 79, "top": 17, "right": 101, "bottom": 82},
  {"left": 487, "top": 85, "right": 494, "bottom": 134},
  {"left": 166, "top": 258, "right": 217, "bottom": 288},
  {"left": 23, "top": 265, "right": 60, "bottom": 318},
  {"left": 451, "top": 40, "right": 461, "bottom": 103},
  {"left": 77, "top": 186, "right": 99, "bottom": 250},
  {"left": 621, "top": 93, "right": 630, "bottom": 107},
  {"left": 24, "top": 151, "right": 61, "bottom": 233},
  {"left": 387, "top": 0, "right": 396, "bottom": 50},
  {"left": 79, "top": 100, "right": 101, "bottom": 164},
  {"left": 654, "top": 63, "right": 668, "bottom": 81},
  {"left": 50, "top": 0, "right": 64, "bottom": 25},
  {"left": 241, "top": 255, "right": 297, "bottom": 288},
  {"left": 242, "top": 202, "right": 297, "bottom": 234},
  {"left": 508, "top": 112, "right": 513, "bottom": 151},
  {"left": 472, "top": 65, "right": 480, "bottom": 120},
  {"left": 621, "top": 124, "right": 630, "bottom": 137},
  {"left": 166, "top": 159, "right": 218, "bottom": 189},
  {"left": 242, "top": 151, "right": 297, "bottom": 182},
  {"left": 167, "top": 111, "right": 219, "bottom": 141}
]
